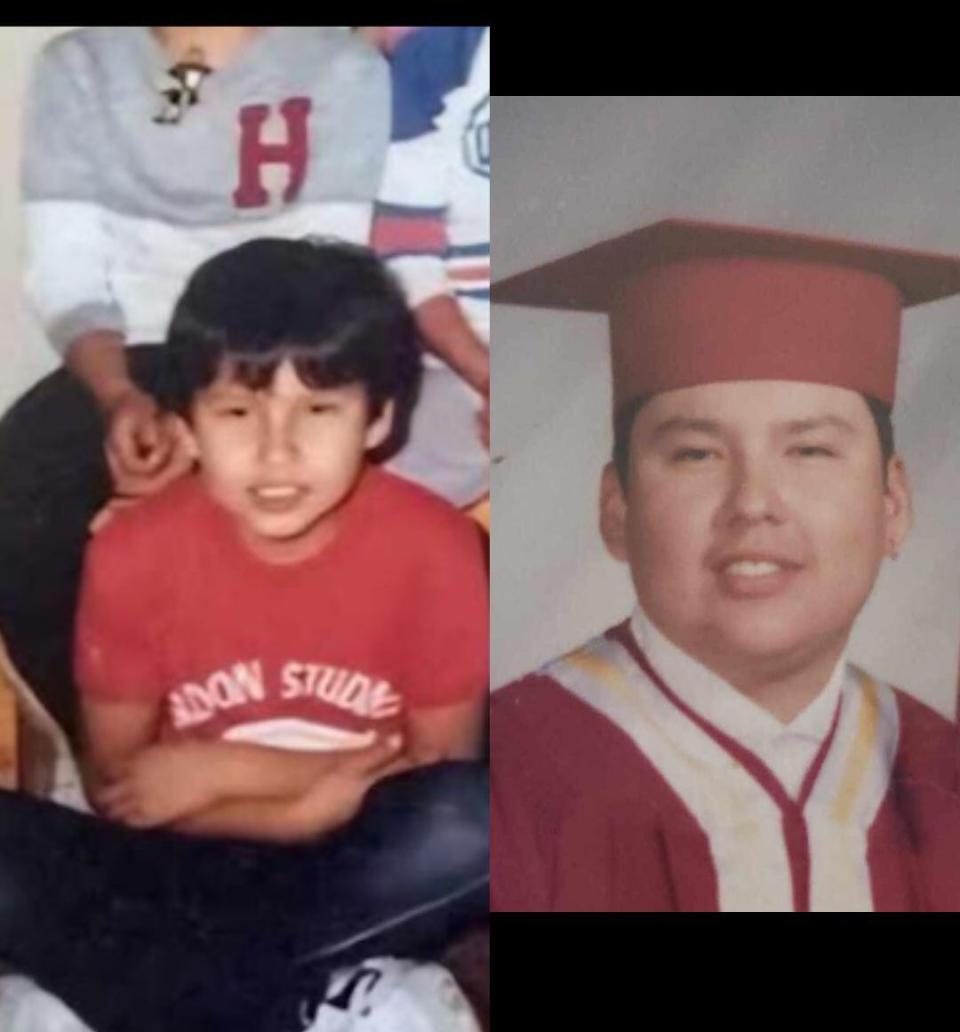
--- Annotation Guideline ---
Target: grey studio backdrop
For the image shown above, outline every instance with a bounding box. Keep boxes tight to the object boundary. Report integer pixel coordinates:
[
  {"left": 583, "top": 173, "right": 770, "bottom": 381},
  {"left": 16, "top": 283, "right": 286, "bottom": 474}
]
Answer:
[{"left": 492, "top": 96, "right": 960, "bottom": 719}]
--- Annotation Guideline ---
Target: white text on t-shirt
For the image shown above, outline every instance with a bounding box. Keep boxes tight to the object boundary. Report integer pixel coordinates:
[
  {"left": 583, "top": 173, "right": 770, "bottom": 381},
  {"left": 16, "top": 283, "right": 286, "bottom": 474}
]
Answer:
[{"left": 168, "top": 659, "right": 402, "bottom": 730}]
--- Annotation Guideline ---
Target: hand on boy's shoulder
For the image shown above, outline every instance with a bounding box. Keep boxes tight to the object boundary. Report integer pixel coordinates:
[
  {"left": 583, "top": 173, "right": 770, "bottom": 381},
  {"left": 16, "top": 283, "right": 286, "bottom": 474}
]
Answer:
[
  {"left": 104, "top": 401, "right": 195, "bottom": 500},
  {"left": 89, "top": 400, "right": 195, "bottom": 533}
]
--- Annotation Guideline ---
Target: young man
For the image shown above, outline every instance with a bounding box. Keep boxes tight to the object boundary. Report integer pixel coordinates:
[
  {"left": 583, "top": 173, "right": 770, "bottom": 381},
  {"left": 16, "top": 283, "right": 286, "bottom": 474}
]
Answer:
[
  {"left": 0, "top": 239, "right": 488, "bottom": 1031},
  {"left": 491, "top": 218, "right": 960, "bottom": 912}
]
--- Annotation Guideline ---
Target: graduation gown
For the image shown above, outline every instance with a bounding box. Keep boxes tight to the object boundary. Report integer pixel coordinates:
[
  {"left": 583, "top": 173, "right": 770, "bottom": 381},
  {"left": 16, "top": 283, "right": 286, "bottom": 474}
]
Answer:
[{"left": 491, "top": 621, "right": 960, "bottom": 912}]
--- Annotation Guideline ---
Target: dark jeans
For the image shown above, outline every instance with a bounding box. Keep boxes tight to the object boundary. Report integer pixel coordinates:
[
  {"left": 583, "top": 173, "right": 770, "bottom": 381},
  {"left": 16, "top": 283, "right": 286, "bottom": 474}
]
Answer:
[
  {"left": 0, "top": 761, "right": 488, "bottom": 1032},
  {"left": 0, "top": 346, "right": 166, "bottom": 742}
]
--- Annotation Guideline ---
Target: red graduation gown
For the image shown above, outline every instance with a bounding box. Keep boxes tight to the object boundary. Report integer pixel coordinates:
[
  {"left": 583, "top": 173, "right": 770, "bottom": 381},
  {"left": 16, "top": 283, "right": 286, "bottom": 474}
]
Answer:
[{"left": 491, "top": 622, "right": 960, "bottom": 912}]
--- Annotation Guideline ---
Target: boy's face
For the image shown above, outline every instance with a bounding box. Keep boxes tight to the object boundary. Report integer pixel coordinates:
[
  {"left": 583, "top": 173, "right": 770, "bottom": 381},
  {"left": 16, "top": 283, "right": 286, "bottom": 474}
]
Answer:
[
  {"left": 600, "top": 380, "right": 912, "bottom": 683},
  {"left": 184, "top": 358, "right": 392, "bottom": 562}
]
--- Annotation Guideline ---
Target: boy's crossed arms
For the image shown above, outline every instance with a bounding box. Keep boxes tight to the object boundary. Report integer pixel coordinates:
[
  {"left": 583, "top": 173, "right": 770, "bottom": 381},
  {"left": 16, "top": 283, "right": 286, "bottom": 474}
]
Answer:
[{"left": 82, "top": 695, "right": 482, "bottom": 842}]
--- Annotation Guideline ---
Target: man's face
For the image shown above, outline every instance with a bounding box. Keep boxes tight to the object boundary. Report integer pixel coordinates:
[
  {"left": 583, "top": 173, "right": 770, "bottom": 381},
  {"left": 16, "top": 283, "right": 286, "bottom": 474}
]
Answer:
[
  {"left": 600, "top": 380, "right": 912, "bottom": 683},
  {"left": 185, "top": 358, "right": 392, "bottom": 562}
]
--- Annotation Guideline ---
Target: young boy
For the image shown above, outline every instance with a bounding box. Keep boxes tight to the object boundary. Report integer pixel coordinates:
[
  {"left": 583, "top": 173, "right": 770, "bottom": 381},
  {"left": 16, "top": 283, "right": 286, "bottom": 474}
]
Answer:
[
  {"left": 0, "top": 238, "right": 488, "bottom": 1031},
  {"left": 77, "top": 235, "right": 487, "bottom": 834},
  {"left": 491, "top": 218, "right": 960, "bottom": 912}
]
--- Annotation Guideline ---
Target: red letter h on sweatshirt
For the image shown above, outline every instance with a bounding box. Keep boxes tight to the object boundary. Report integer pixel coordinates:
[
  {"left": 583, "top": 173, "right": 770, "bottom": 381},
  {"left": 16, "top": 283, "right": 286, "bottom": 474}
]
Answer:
[{"left": 233, "top": 97, "right": 312, "bottom": 209}]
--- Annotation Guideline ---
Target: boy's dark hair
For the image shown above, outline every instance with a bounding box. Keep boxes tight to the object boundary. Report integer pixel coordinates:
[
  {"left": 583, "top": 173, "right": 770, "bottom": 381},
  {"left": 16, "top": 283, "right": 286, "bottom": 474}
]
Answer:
[
  {"left": 160, "top": 237, "right": 421, "bottom": 462},
  {"left": 612, "top": 392, "right": 895, "bottom": 485}
]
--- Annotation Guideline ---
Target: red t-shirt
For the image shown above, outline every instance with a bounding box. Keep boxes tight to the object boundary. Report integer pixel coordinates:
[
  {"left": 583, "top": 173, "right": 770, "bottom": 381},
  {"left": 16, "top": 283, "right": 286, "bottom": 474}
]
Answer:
[{"left": 75, "top": 466, "right": 488, "bottom": 750}]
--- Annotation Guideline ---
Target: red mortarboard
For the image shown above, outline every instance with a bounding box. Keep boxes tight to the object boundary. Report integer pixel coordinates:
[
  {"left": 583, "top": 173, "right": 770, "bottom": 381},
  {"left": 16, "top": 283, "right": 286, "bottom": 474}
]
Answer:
[{"left": 492, "top": 219, "right": 960, "bottom": 408}]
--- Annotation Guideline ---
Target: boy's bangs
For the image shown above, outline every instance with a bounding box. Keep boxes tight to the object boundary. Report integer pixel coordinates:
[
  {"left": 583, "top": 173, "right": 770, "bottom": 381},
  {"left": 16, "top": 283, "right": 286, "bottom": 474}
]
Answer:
[{"left": 226, "top": 344, "right": 370, "bottom": 392}]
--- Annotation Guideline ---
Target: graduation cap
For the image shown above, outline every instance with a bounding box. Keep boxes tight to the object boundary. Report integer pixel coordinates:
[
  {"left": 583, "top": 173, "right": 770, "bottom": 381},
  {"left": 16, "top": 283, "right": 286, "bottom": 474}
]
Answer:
[{"left": 491, "top": 219, "right": 960, "bottom": 408}]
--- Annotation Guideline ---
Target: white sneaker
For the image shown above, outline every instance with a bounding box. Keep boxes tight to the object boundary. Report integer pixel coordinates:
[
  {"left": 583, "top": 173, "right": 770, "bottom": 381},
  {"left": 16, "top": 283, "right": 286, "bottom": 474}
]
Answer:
[
  {"left": 0, "top": 975, "right": 94, "bottom": 1032},
  {"left": 300, "top": 958, "right": 481, "bottom": 1032}
]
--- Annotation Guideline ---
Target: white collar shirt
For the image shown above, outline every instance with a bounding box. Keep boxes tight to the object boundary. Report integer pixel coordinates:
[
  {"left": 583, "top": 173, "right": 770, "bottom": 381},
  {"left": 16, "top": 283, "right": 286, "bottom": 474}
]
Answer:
[{"left": 629, "top": 607, "right": 846, "bottom": 799}]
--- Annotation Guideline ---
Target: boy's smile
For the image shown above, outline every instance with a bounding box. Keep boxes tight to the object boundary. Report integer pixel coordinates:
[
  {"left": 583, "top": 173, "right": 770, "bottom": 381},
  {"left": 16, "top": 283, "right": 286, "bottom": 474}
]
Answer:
[
  {"left": 184, "top": 358, "right": 393, "bottom": 563},
  {"left": 601, "top": 380, "right": 912, "bottom": 690}
]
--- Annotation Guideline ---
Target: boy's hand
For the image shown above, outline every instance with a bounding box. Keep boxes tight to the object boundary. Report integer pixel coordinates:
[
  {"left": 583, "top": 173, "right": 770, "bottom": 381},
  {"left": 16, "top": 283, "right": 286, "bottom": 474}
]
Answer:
[
  {"left": 104, "top": 390, "right": 194, "bottom": 499},
  {"left": 95, "top": 741, "right": 224, "bottom": 828},
  {"left": 296, "top": 734, "right": 411, "bottom": 834}
]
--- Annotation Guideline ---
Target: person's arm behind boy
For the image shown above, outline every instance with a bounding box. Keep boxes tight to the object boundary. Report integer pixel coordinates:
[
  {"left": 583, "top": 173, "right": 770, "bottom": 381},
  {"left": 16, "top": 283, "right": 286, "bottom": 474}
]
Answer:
[
  {"left": 66, "top": 331, "right": 194, "bottom": 497},
  {"left": 371, "top": 28, "right": 490, "bottom": 420},
  {"left": 23, "top": 36, "right": 192, "bottom": 497}
]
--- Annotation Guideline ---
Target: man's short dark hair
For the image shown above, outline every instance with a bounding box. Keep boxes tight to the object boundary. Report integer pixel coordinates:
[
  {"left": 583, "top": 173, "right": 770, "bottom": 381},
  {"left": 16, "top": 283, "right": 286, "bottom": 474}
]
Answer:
[
  {"left": 160, "top": 237, "right": 421, "bottom": 462},
  {"left": 612, "top": 391, "right": 895, "bottom": 486}
]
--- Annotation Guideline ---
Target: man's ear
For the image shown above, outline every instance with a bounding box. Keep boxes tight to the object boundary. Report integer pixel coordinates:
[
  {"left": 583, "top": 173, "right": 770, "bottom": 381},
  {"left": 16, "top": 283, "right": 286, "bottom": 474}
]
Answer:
[
  {"left": 364, "top": 399, "right": 395, "bottom": 452},
  {"left": 599, "top": 462, "right": 629, "bottom": 563},
  {"left": 883, "top": 454, "right": 913, "bottom": 559}
]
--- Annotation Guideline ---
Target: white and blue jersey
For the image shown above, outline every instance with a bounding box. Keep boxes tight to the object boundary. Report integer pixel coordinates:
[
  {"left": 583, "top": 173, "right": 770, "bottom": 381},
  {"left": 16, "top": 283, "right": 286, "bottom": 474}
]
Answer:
[
  {"left": 373, "top": 26, "right": 489, "bottom": 337},
  {"left": 374, "top": 27, "right": 490, "bottom": 506}
]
